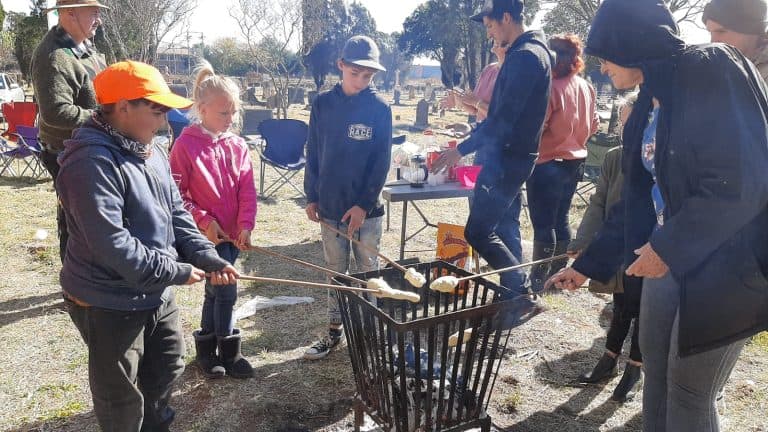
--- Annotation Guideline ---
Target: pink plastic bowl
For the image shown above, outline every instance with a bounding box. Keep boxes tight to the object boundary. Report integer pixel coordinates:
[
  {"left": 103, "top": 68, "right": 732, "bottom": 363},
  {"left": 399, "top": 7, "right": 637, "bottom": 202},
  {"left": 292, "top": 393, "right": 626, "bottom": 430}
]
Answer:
[{"left": 456, "top": 165, "right": 482, "bottom": 188}]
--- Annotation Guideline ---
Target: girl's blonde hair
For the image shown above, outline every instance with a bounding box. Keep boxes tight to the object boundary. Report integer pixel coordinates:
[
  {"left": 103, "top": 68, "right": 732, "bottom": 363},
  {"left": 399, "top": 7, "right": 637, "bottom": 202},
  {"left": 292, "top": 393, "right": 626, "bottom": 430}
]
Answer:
[{"left": 189, "top": 60, "right": 242, "bottom": 132}]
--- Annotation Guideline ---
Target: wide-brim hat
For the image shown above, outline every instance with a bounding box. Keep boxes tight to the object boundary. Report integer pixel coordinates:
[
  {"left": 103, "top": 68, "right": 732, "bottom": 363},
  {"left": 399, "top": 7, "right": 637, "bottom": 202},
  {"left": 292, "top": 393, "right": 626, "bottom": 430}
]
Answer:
[
  {"left": 45, "top": 0, "right": 109, "bottom": 13},
  {"left": 94, "top": 61, "right": 193, "bottom": 109}
]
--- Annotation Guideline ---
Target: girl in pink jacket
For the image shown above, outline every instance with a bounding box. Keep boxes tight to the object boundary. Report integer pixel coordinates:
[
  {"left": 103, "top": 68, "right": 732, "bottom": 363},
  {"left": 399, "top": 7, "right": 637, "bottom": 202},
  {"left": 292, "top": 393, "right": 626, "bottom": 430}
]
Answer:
[{"left": 169, "top": 62, "right": 257, "bottom": 379}]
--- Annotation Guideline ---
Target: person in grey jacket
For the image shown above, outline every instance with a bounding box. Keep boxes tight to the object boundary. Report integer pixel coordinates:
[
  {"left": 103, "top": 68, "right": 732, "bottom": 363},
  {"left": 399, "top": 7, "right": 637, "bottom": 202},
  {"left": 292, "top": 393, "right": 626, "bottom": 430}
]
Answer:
[{"left": 56, "top": 61, "right": 239, "bottom": 432}]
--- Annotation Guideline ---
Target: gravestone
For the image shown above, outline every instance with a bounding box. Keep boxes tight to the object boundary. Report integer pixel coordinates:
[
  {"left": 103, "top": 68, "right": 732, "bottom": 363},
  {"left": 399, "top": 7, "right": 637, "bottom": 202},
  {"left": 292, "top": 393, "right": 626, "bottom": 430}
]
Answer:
[
  {"left": 415, "top": 99, "right": 429, "bottom": 128},
  {"left": 242, "top": 108, "right": 273, "bottom": 135},
  {"left": 424, "top": 83, "right": 433, "bottom": 101},
  {"left": 393, "top": 87, "right": 401, "bottom": 105},
  {"left": 287, "top": 87, "right": 305, "bottom": 105},
  {"left": 408, "top": 86, "right": 416, "bottom": 100},
  {"left": 308, "top": 90, "right": 318, "bottom": 106}
]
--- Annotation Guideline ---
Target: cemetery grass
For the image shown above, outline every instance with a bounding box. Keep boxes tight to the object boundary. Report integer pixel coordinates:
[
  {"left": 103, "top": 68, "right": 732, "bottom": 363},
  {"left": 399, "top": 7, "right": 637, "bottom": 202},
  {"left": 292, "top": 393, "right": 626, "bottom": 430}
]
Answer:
[{"left": 0, "top": 98, "right": 766, "bottom": 431}]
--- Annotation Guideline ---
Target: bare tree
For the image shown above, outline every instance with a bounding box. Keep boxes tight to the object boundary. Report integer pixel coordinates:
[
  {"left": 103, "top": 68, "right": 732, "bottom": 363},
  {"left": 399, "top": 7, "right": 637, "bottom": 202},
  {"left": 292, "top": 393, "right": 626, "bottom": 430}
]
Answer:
[
  {"left": 98, "top": 0, "right": 197, "bottom": 64},
  {"left": 230, "top": 0, "right": 305, "bottom": 119},
  {"left": 543, "top": 0, "right": 706, "bottom": 40}
]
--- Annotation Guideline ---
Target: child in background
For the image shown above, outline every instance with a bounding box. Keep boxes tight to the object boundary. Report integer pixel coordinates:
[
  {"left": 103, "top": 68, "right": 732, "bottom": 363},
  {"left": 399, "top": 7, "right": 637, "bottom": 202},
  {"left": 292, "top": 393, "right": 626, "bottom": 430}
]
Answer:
[
  {"left": 303, "top": 35, "right": 392, "bottom": 360},
  {"left": 170, "top": 62, "right": 257, "bottom": 379}
]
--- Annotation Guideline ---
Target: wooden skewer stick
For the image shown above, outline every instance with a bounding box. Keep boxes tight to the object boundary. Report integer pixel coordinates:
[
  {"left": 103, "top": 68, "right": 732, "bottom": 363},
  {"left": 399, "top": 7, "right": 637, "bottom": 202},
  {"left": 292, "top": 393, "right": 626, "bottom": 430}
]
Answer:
[
  {"left": 456, "top": 254, "right": 570, "bottom": 282},
  {"left": 246, "top": 245, "right": 367, "bottom": 285},
  {"left": 319, "top": 220, "right": 408, "bottom": 273},
  {"left": 238, "top": 274, "right": 379, "bottom": 294}
]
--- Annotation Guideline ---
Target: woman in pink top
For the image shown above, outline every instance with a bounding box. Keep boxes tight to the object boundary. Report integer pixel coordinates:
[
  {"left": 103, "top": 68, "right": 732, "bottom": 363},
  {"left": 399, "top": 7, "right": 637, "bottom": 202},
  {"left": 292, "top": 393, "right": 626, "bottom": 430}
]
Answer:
[
  {"left": 441, "top": 42, "right": 505, "bottom": 122},
  {"left": 169, "top": 62, "right": 257, "bottom": 380},
  {"left": 526, "top": 34, "right": 600, "bottom": 291}
]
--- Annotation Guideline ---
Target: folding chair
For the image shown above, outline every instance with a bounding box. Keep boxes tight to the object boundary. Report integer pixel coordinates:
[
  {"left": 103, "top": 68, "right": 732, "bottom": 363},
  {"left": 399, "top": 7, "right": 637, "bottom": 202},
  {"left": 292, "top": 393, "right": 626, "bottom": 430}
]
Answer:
[
  {"left": 1, "top": 102, "right": 38, "bottom": 141},
  {"left": 0, "top": 126, "right": 46, "bottom": 178},
  {"left": 255, "top": 118, "right": 308, "bottom": 200},
  {"left": 167, "top": 108, "right": 190, "bottom": 149},
  {"left": 574, "top": 133, "right": 619, "bottom": 205}
]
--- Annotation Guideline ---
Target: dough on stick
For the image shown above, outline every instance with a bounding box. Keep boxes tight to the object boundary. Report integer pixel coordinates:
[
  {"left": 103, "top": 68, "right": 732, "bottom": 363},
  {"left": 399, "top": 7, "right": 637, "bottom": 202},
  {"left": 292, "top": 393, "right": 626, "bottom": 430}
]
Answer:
[
  {"left": 367, "top": 278, "right": 421, "bottom": 303},
  {"left": 430, "top": 276, "right": 459, "bottom": 293},
  {"left": 448, "top": 328, "right": 474, "bottom": 347},
  {"left": 404, "top": 267, "right": 427, "bottom": 288}
]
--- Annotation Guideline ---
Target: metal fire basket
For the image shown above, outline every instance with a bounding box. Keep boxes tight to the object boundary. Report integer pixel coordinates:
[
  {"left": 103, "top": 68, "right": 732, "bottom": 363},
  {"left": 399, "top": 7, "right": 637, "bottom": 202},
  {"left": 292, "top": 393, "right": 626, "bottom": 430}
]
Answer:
[{"left": 334, "top": 260, "right": 515, "bottom": 432}]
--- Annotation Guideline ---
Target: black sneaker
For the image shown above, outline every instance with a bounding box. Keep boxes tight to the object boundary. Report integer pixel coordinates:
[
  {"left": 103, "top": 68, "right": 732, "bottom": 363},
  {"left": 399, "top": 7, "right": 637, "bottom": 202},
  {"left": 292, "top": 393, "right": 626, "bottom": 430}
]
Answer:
[{"left": 303, "top": 328, "right": 343, "bottom": 360}]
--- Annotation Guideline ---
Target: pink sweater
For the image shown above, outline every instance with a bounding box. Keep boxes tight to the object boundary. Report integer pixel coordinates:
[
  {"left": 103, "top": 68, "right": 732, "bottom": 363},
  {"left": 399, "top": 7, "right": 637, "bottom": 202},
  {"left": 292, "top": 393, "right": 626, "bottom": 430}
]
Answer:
[
  {"left": 538, "top": 74, "right": 600, "bottom": 164},
  {"left": 169, "top": 124, "right": 257, "bottom": 240},
  {"left": 473, "top": 63, "right": 500, "bottom": 122}
]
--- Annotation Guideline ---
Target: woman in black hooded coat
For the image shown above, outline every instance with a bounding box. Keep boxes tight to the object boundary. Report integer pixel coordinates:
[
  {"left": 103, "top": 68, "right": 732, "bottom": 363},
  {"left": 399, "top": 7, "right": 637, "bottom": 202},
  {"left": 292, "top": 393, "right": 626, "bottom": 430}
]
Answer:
[{"left": 547, "top": 0, "right": 768, "bottom": 430}]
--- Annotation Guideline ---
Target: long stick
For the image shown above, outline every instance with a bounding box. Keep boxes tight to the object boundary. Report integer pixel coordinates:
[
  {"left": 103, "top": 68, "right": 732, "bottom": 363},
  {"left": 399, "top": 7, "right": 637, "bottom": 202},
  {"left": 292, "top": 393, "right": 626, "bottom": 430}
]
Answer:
[
  {"left": 456, "top": 254, "right": 570, "bottom": 282},
  {"left": 238, "top": 274, "right": 378, "bottom": 294},
  {"left": 246, "top": 245, "right": 367, "bottom": 285},
  {"left": 319, "top": 220, "right": 408, "bottom": 273}
]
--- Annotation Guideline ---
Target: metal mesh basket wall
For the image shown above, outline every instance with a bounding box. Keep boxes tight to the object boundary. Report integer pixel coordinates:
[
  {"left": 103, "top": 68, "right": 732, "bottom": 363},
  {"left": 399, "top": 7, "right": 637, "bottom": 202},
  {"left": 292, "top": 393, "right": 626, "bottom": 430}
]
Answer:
[{"left": 334, "top": 260, "right": 514, "bottom": 432}]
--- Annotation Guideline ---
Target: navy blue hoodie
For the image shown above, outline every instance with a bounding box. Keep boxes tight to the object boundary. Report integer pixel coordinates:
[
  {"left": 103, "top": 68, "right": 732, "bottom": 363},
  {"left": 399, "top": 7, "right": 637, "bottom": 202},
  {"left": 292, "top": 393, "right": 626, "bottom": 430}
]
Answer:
[
  {"left": 304, "top": 83, "right": 392, "bottom": 221},
  {"left": 574, "top": 0, "right": 768, "bottom": 355},
  {"left": 458, "top": 30, "right": 552, "bottom": 165},
  {"left": 56, "top": 119, "right": 229, "bottom": 311}
]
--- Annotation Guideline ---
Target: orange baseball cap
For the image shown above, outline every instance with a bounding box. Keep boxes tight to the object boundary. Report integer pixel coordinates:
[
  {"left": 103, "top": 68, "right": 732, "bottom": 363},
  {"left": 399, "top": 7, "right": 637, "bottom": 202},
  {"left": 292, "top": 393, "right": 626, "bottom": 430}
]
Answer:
[{"left": 93, "top": 60, "right": 192, "bottom": 109}]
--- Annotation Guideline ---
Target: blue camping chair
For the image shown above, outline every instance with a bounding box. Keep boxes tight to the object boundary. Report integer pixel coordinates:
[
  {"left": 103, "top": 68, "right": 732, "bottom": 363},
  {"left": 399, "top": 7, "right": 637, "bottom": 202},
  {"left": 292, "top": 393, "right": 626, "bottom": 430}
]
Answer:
[
  {"left": 256, "top": 118, "right": 308, "bottom": 200},
  {"left": 167, "top": 108, "right": 190, "bottom": 148},
  {"left": 0, "top": 125, "right": 47, "bottom": 178}
]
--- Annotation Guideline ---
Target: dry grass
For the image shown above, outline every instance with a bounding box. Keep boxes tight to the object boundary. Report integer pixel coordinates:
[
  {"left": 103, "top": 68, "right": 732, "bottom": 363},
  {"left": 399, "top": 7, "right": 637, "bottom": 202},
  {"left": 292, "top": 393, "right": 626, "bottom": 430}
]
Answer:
[{"left": 0, "top": 95, "right": 767, "bottom": 432}]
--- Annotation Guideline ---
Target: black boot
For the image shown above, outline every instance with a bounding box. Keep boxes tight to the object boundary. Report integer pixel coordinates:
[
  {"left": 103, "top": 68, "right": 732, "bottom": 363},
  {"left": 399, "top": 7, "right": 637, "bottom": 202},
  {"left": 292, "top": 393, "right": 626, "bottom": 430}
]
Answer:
[
  {"left": 578, "top": 352, "right": 617, "bottom": 384},
  {"left": 217, "top": 328, "right": 254, "bottom": 379},
  {"left": 611, "top": 363, "right": 642, "bottom": 402},
  {"left": 193, "top": 330, "right": 225, "bottom": 378},
  {"left": 529, "top": 241, "right": 555, "bottom": 293},
  {"left": 546, "top": 241, "right": 571, "bottom": 280}
]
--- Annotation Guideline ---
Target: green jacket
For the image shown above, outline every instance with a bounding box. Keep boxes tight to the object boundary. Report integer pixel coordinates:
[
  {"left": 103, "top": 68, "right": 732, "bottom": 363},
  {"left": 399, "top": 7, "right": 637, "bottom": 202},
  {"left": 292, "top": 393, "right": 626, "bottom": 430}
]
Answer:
[
  {"left": 31, "top": 26, "right": 106, "bottom": 153},
  {"left": 568, "top": 145, "right": 624, "bottom": 293}
]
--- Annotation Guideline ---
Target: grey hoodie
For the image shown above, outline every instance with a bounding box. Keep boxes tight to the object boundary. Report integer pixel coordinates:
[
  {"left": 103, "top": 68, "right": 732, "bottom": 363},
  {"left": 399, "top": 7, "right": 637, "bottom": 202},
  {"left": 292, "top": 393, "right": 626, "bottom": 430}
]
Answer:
[{"left": 57, "top": 119, "right": 228, "bottom": 311}]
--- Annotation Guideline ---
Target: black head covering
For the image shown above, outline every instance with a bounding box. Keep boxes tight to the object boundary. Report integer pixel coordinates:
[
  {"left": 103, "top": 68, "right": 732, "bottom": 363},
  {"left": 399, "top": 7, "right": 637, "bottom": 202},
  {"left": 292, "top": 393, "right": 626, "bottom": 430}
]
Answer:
[{"left": 585, "top": 0, "right": 685, "bottom": 68}]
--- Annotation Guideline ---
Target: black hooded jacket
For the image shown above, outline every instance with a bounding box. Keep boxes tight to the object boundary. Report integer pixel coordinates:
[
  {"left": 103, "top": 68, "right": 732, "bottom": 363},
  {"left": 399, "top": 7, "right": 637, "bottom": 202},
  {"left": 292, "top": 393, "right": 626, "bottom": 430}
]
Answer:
[{"left": 572, "top": 0, "right": 768, "bottom": 356}]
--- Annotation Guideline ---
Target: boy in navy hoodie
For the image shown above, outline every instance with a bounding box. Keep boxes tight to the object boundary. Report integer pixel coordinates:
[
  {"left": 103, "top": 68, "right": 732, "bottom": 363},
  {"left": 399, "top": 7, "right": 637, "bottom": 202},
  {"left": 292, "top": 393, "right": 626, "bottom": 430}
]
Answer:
[{"left": 303, "top": 35, "right": 392, "bottom": 360}]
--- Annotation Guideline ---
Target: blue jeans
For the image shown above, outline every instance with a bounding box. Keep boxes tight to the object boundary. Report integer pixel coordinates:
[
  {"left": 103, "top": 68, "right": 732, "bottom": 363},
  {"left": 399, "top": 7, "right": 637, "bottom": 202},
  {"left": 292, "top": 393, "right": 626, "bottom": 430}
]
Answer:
[
  {"left": 468, "top": 194, "right": 522, "bottom": 262},
  {"left": 525, "top": 159, "right": 584, "bottom": 244},
  {"left": 640, "top": 273, "right": 746, "bottom": 432},
  {"left": 201, "top": 242, "right": 240, "bottom": 337},
  {"left": 465, "top": 155, "right": 535, "bottom": 296},
  {"left": 321, "top": 217, "right": 382, "bottom": 326}
]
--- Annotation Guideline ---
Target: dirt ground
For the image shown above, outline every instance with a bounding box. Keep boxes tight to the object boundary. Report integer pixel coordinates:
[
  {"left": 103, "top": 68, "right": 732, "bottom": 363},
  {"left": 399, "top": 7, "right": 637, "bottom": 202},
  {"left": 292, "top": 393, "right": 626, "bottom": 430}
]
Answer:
[{"left": 1, "top": 96, "right": 767, "bottom": 432}]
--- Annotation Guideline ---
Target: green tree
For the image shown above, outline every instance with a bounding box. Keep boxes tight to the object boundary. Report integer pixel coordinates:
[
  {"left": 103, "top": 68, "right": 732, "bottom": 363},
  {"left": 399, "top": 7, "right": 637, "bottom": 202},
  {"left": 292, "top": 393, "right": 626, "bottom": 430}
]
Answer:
[
  {"left": 0, "top": 2, "right": 6, "bottom": 30},
  {"left": 376, "top": 31, "right": 412, "bottom": 91},
  {"left": 347, "top": 1, "right": 377, "bottom": 37},
  {"left": 9, "top": 1, "right": 47, "bottom": 80},
  {"left": 399, "top": 0, "right": 462, "bottom": 88},
  {"left": 302, "top": 0, "right": 381, "bottom": 91},
  {"left": 400, "top": 0, "right": 540, "bottom": 90},
  {"left": 204, "top": 37, "right": 254, "bottom": 76}
]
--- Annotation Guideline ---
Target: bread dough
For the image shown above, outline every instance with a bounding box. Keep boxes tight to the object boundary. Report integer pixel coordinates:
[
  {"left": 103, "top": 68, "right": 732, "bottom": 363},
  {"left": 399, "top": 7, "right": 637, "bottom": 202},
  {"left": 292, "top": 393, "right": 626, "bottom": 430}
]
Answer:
[
  {"left": 404, "top": 267, "right": 427, "bottom": 288},
  {"left": 430, "top": 276, "right": 459, "bottom": 293},
  {"left": 367, "top": 278, "right": 421, "bottom": 303},
  {"left": 448, "top": 328, "right": 474, "bottom": 347}
]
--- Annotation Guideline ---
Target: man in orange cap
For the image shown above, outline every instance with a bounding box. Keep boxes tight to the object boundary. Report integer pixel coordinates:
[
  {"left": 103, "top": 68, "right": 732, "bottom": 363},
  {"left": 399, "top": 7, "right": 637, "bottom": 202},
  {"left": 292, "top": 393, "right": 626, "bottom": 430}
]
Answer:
[
  {"left": 31, "top": 0, "right": 109, "bottom": 262},
  {"left": 56, "top": 60, "right": 240, "bottom": 432}
]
